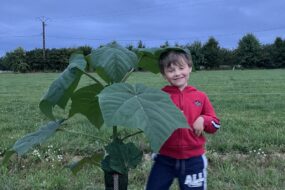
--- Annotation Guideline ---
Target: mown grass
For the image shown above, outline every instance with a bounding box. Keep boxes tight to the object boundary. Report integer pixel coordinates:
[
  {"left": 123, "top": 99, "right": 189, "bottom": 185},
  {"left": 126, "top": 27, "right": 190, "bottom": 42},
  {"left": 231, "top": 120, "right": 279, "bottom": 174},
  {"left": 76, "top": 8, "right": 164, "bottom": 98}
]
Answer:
[{"left": 0, "top": 69, "right": 285, "bottom": 189}]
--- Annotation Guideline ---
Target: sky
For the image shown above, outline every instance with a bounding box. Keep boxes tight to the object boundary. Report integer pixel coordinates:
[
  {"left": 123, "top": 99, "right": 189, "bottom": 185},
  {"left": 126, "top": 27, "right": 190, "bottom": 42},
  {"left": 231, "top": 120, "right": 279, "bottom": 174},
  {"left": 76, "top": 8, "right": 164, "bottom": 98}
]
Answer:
[{"left": 1, "top": 0, "right": 285, "bottom": 56}]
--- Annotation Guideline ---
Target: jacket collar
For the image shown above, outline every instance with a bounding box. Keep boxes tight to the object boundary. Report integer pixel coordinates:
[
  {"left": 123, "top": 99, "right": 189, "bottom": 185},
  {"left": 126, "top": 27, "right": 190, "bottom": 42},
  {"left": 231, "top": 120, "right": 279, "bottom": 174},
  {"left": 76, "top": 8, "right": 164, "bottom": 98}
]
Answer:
[{"left": 162, "top": 85, "right": 197, "bottom": 94}]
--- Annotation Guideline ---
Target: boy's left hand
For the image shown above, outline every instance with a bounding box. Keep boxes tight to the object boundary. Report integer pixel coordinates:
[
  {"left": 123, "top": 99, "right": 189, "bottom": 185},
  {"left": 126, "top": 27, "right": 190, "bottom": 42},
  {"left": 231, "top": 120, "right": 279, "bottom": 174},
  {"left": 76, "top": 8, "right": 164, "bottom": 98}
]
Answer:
[{"left": 193, "top": 116, "right": 204, "bottom": 136}]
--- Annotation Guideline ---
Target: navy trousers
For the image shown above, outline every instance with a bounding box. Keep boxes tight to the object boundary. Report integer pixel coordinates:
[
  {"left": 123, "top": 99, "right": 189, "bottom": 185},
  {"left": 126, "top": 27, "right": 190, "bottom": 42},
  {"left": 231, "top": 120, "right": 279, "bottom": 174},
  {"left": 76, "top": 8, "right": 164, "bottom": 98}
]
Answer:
[{"left": 146, "top": 154, "right": 208, "bottom": 190}]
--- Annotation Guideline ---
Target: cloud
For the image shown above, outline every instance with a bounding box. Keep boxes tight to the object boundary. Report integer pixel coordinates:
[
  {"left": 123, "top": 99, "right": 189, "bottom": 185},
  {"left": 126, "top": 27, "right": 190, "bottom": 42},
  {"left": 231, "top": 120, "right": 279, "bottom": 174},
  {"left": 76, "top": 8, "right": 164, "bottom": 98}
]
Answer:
[{"left": 1, "top": 0, "right": 285, "bottom": 56}]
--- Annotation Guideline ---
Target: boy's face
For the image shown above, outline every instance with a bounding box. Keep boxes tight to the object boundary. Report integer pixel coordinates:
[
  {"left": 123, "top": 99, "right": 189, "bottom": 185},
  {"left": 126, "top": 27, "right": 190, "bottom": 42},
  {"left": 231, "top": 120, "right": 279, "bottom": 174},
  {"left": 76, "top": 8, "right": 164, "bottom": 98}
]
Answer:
[{"left": 163, "top": 61, "right": 192, "bottom": 91}]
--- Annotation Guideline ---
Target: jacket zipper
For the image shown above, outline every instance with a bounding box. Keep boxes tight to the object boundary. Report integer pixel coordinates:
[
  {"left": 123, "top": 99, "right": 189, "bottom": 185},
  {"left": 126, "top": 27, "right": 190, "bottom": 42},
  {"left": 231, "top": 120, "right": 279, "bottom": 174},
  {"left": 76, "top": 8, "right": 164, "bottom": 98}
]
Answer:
[{"left": 178, "top": 91, "right": 184, "bottom": 148}]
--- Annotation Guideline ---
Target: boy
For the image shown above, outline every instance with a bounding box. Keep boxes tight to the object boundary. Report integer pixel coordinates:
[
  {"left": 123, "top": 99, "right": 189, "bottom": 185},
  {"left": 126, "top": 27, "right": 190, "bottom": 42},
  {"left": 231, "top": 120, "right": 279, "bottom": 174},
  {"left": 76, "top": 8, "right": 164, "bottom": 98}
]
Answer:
[{"left": 146, "top": 48, "right": 220, "bottom": 190}]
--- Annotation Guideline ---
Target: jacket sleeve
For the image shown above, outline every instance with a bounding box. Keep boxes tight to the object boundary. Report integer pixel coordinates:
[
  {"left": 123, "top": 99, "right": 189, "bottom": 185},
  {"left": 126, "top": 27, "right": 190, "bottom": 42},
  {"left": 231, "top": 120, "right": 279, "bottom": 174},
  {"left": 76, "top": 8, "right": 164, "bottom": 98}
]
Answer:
[{"left": 201, "top": 94, "right": 220, "bottom": 134}]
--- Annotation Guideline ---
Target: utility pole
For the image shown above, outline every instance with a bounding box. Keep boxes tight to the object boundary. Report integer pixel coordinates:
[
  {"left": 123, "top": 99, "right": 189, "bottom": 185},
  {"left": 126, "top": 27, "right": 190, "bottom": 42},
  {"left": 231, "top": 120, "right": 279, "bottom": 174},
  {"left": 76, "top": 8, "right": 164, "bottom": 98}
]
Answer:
[
  {"left": 38, "top": 17, "right": 49, "bottom": 60},
  {"left": 42, "top": 20, "right": 46, "bottom": 60}
]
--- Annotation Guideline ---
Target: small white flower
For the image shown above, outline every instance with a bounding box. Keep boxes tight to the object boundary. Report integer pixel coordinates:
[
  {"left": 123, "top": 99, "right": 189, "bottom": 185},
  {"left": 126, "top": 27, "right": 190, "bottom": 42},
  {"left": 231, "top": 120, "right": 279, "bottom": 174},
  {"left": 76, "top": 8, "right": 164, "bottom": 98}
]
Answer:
[{"left": 57, "top": 155, "right": 63, "bottom": 161}]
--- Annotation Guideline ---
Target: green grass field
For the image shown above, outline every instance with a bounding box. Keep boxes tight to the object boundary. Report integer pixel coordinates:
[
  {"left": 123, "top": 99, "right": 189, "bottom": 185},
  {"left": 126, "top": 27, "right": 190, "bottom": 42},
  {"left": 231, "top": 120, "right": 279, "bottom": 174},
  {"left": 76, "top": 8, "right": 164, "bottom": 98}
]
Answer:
[{"left": 0, "top": 69, "right": 285, "bottom": 189}]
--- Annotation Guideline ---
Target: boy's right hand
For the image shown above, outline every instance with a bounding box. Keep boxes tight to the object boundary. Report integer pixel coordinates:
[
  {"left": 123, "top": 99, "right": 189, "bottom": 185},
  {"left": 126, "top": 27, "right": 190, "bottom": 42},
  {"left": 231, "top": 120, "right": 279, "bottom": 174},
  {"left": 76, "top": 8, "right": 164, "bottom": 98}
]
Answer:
[{"left": 193, "top": 116, "right": 204, "bottom": 136}]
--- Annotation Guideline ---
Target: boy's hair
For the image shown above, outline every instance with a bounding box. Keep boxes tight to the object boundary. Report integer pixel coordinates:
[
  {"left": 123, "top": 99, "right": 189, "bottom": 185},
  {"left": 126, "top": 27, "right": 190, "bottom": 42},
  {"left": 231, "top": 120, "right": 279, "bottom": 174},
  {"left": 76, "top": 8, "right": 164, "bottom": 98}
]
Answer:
[{"left": 158, "top": 50, "right": 192, "bottom": 74}]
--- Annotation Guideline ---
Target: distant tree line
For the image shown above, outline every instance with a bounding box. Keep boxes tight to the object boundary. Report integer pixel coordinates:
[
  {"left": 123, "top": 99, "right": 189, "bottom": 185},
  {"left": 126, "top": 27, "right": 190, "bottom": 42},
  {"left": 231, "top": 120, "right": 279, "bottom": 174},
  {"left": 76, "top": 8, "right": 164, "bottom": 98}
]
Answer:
[
  {"left": 0, "top": 46, "right": 92, "bottom": 73},
  {"left": 185, "top": 34, "right": 285, "bottom": 70},
  {"left": 0, "top": 33, "right": 285, "bottom": 73}
]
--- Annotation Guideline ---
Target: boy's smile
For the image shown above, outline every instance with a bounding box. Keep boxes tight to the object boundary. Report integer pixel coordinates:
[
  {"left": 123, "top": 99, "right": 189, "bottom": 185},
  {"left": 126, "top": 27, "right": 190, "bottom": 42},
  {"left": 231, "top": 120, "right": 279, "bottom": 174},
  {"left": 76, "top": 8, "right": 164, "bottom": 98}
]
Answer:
[{"left": 163, "top": 63, "right": 192, "bottom": 91}]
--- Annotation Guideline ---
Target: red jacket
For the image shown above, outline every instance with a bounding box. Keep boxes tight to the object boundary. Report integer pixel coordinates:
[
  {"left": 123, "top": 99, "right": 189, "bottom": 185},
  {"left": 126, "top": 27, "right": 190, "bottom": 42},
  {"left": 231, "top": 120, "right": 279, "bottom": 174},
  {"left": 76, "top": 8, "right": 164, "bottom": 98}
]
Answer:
[{"left": 159, "top": 85, "right": 220, "bottom": 159}]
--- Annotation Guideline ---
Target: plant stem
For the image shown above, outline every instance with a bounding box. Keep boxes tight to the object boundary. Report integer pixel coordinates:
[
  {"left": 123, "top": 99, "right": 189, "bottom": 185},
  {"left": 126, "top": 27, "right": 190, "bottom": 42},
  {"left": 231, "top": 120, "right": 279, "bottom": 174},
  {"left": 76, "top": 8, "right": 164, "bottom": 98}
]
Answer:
[
  {"left": 82, "top": 70, "right": 104, "bottom": 87},
  {"left": 113, "top": 174, "right": 119, "bottom": 190},
  {"left": 122, "top": 130, "right": 143, "bottom": 141},
  {"left": 121, "top": 68, "right": 134, "bottom": 82},
  {"left": 137, "top": 54, "right": 143, "bottom": 66},
  {"left": 113, "top": 126, "right": 118, "bottom": 140},
  {"left": 57, "top": 128, "right": 109, "bottom": 143}
]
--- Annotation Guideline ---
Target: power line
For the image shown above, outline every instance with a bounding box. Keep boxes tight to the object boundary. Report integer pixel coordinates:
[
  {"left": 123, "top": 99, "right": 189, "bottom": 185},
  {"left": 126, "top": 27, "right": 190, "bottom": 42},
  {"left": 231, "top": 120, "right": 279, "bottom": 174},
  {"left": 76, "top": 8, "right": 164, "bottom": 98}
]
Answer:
[
  {"left": 0, "top": 34, "right": 40, "bottom": 38},
  {"left": 1, "top": 24, "right": 284, "bottom": 46},
  {"left": 161, "top": 26, "right": 285, "bottom": 41},
  {"left": 44, "top": 25, "right": 285, "bottom": 43}
]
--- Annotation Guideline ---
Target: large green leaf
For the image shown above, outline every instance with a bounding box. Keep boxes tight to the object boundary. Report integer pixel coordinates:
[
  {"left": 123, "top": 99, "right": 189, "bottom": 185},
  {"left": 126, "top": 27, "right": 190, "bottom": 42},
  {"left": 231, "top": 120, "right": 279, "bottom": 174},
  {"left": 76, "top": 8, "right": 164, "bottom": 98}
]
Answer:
[
  {"left": 13, "top": 120, "right": 63, "bottom": 156},
  {"left": 98, "top": 83, "right": 188, "bottom": 152},
  {"left": 67, "top": 152, "right": 104, "bottom": 175},
  {"left": 39, "top": 53, "right": 87, "bottom": 120},
  {"left": 87, "top": 43, "right": 138, "bottom": 83},
  {"left": 136, "top": 48, "right": 160, "bottom": 74},
  {"left": 101, "top": 141, "right": 142, "bottom": 174},
  {"left": 136, "top": 47, "right": 191, "bottom": 74},
  {"left": 69, "top": 84, "right": 104, "bottom": 128}
]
